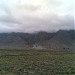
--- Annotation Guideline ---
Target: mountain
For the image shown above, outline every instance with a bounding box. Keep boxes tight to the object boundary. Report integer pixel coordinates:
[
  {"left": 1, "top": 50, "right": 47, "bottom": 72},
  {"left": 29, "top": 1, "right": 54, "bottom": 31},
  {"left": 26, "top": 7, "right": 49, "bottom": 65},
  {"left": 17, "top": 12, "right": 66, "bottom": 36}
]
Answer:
[
  {"left": 0, "top": 30, "right": 75, "bottom": 50},
  {"left": 0, "top": 33, "right": 28, "bottom": 49},
  {"left": 39, "top": 30, "right": 75, "bottom": 49}
]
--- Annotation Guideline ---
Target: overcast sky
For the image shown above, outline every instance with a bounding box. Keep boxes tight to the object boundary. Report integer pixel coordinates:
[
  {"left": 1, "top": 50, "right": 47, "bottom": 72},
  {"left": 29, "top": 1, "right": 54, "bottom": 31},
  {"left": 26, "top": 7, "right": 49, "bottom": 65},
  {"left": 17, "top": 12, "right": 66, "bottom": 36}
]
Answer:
[{"left": 0, "top": 0, "right": 74, "bottom": 33}]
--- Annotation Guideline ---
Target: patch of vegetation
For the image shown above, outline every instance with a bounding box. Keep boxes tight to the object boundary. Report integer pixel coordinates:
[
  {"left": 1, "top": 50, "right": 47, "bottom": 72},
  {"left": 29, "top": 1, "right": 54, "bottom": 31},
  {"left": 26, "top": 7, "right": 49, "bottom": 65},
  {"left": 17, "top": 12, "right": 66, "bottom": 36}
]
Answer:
[{"left": 0, "top": 49, "right": 75, "bottom": 75}]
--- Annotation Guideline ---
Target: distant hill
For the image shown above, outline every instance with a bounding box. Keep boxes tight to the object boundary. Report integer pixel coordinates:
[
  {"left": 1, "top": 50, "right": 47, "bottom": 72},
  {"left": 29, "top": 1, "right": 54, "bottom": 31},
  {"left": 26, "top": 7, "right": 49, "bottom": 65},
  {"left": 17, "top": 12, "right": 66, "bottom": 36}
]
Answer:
[
  {"left": 0, "top": 30, "right": 75, "bottom": 50},
  {"left": 39, "top": 30, "right": 75, "bottom": 49}
]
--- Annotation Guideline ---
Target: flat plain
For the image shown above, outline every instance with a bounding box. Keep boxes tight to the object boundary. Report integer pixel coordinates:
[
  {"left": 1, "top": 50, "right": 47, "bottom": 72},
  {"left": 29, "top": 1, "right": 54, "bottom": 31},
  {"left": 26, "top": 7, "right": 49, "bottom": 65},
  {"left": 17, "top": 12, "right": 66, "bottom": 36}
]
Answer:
[{"left": 0, "top": 49, "right": 75, "bottom": 75}]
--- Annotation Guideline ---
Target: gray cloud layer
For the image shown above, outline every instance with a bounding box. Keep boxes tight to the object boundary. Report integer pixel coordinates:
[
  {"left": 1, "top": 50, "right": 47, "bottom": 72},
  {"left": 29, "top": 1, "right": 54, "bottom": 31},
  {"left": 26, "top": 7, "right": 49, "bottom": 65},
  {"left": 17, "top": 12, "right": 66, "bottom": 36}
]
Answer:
[{"left": 0, "top": 0, "right": 74, "bottom": 33}]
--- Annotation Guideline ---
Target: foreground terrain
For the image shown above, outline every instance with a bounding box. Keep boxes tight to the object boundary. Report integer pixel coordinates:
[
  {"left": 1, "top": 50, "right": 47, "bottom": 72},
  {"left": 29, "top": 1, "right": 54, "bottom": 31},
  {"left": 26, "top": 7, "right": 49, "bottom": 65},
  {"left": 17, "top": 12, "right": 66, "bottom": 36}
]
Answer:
[{"left": 0, "top": 49, "right": 75, "bottom": 75}]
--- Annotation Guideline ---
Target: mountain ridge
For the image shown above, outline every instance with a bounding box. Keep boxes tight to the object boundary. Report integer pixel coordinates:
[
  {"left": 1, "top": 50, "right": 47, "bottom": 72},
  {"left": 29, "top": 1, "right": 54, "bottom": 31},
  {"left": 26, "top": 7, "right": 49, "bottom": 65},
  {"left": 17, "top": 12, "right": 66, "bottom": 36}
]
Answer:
[{"left": 0, "top": 30, "right": 75, "bottom": 50}]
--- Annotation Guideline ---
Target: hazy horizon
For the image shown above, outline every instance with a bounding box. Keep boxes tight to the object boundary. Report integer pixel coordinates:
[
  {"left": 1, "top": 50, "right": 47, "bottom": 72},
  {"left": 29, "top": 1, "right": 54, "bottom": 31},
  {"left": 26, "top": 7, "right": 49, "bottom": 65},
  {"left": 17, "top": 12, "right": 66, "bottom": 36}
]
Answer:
[{"left": 0, "top": 29, "right": 74, "bottom": 34}]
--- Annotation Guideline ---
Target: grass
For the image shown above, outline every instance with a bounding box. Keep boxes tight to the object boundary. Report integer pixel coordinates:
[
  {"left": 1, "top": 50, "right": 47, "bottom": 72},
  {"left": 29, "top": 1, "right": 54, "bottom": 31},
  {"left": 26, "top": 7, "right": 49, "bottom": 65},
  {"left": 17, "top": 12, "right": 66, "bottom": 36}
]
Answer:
[{"left": 0, "top": 49, "right": 75, "bottom": 75}]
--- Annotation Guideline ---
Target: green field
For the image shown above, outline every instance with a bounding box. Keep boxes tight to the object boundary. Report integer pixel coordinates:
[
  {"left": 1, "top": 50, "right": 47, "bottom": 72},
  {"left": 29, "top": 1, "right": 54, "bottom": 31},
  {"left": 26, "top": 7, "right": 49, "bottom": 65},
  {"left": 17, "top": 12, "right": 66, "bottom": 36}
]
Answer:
[{"left": 0, "top": 49, "right": 75, "bottom": 75}]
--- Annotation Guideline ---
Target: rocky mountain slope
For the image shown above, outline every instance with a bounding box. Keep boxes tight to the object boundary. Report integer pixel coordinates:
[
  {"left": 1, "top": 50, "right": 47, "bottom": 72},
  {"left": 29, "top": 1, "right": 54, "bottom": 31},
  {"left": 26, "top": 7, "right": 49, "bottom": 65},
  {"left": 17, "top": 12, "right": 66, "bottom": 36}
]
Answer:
[{"left": 0, "top": 30, "right": 75, "bottom": 49}]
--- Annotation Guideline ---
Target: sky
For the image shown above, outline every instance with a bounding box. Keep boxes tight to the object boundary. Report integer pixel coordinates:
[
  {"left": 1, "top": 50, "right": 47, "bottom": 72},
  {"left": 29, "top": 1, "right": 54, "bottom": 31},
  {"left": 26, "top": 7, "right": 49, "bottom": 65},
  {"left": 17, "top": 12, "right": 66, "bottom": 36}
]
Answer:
[{"left": 0, "top": 0, "right": 74, "bottom": 33}]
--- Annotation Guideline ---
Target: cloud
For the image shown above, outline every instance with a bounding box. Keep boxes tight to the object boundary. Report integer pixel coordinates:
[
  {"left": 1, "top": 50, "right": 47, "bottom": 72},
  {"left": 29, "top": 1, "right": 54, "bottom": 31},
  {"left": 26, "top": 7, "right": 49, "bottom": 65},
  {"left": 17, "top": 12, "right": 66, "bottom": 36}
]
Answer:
[{"left": 0, "top": 0, "right": 74, "bottom": 33}]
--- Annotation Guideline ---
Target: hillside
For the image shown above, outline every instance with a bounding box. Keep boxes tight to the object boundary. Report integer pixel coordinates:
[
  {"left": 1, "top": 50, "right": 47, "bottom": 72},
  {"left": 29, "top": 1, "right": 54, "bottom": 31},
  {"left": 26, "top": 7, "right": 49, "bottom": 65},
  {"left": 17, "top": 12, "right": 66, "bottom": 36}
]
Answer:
[
  {"left": 40, "top": 30, "right": 75, "bottom": 49},
  {"left": 0, "top": 30, "right": 75, "bottom": 50}
]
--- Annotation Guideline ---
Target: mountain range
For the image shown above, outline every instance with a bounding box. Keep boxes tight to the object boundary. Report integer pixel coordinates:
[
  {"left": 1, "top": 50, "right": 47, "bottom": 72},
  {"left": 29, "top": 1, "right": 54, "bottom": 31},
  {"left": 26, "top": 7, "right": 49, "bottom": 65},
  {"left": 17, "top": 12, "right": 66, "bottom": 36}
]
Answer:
[{"left": 0, "top": 30, "right": 75, "bottom": 50}]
